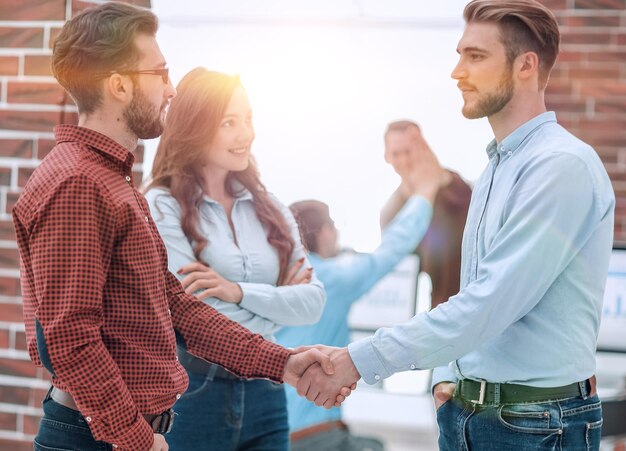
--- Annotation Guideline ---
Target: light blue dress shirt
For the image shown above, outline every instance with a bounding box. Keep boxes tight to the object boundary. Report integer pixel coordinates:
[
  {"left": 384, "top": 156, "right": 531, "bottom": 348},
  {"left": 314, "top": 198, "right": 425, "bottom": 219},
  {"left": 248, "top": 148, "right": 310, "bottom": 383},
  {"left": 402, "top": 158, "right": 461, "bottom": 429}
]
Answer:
[
  {"left": 145, "top": 186, "right": 326, "bottom": 341},
  {"left": 349, "top": 112, "right": 615, "bottom": 388},
  {"left": 276, "top": 195, "right": 432, "bottom": 431}
]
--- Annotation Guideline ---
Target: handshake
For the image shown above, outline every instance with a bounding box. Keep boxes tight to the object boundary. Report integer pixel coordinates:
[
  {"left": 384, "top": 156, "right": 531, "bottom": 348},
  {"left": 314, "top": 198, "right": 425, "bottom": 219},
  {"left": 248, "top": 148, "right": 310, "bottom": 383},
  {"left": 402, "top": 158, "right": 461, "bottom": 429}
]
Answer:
[{"left": 283, "top": 345, "right": 362, "bottom": 408}]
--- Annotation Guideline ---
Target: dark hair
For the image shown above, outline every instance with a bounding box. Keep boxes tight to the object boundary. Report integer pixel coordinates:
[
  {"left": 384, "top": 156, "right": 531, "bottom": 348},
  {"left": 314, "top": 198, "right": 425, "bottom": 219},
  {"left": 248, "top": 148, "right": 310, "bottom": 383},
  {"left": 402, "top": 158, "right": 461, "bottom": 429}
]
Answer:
[
  {"left": 384, "top": 120, "right": 420, "bottom": 140},
  {"left": 463, "top": 0, "right": 560, "bottom": 89},
  {"left": 52, "top": 2, "right": 158, "bottom": 113},
  {"left": 289, "top": 200, "right": 332, "bottom": 254},
  {"left": 147, "top": 68, "right": 295, "bottom": 284}
]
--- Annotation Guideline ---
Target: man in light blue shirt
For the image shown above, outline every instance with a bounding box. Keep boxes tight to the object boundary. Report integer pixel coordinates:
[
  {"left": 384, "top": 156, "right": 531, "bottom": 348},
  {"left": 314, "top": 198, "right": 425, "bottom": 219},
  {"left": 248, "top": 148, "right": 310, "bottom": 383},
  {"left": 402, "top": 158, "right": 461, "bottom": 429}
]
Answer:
[
  {"left": 297, "top": 1, "right": 615, "bottom": 450},
  {"left": 277, "top": 129, "right": 447, "bottom": 451}
]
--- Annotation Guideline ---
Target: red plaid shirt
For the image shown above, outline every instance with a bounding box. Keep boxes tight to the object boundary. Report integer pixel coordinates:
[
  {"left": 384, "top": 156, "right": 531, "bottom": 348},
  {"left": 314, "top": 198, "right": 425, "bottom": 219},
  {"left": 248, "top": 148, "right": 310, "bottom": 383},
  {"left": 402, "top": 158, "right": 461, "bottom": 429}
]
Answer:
[{"left": 13, "top": 125, "right": 290, "bottom": 451}]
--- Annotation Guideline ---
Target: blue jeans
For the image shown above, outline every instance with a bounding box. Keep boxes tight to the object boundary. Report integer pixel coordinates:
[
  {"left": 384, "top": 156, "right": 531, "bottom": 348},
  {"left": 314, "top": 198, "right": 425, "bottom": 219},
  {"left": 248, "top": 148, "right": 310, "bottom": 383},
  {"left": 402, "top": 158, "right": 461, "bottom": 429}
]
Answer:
[
  {"left": 168, "top": 371, "right": 289, "bottom": 451},
  {"left": 34, "top": 391, "right": 113, "bottom": 451},
  {"left": 437, "top": 393, "right": 603, "bottom": 451}
]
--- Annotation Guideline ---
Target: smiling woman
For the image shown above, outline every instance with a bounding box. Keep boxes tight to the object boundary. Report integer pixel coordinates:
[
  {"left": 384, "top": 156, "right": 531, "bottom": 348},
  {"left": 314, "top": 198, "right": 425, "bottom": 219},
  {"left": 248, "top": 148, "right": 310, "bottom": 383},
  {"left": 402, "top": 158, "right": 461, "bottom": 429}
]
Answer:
[{"left": 145, "top": 0, "right": 492, "bottom": 253}]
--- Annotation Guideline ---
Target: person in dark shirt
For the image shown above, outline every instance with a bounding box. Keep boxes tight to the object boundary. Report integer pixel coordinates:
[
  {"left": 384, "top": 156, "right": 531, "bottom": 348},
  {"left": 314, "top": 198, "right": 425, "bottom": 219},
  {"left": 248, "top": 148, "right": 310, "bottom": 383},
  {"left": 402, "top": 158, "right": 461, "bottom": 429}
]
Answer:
[{"left": 380, "top": 120, "right": 472, "bottom": 308}]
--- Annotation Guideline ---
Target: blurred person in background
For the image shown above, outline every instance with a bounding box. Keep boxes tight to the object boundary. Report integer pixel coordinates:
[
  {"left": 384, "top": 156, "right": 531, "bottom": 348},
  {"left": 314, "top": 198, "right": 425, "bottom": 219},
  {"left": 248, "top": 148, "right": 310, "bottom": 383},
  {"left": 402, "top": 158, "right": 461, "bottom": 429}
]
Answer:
[
  {"left": 276, "top": 128, "right": 447, "bottom": 451},
  {"left": 145, "top": 67, "right": 327, "bottom": 451},
  {"left": 381, "top": 120, "right": 471, "bottom": 309}
]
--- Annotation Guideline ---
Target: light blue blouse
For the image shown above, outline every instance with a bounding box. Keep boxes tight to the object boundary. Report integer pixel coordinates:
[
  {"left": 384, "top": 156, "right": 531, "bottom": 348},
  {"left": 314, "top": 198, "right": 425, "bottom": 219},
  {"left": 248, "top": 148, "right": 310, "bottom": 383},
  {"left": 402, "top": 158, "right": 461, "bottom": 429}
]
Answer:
[
  {"left": 145, "top": 186, "right": 326, "bottom": 341},
  {"left": 349, "top": 112, "right": 615, "bottom": 388}
]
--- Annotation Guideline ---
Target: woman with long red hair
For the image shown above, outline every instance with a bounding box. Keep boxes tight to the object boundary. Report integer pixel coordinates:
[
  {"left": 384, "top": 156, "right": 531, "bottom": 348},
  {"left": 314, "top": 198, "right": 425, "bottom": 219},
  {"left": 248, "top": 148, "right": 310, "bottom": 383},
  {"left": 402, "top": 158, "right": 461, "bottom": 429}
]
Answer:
[{"left": 145, "top": 67, "right": 325, "bottom": 451}]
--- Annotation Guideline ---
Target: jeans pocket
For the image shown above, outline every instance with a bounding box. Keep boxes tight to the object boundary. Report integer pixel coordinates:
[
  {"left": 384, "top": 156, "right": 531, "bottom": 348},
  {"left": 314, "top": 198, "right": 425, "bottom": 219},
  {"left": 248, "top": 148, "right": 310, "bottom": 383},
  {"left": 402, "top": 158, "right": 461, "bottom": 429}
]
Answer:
[
  {"left": 586, "top": 419, "right": 603, "bottom": 451},
  {"left": 498, "top": 403, "right": 561, "bottom": 434},
  {"left": 182, "top": 372, "right": 212, "bottom": 397},
  {"left": 33, "top": 438, "right": 74, "bottom": 451}
]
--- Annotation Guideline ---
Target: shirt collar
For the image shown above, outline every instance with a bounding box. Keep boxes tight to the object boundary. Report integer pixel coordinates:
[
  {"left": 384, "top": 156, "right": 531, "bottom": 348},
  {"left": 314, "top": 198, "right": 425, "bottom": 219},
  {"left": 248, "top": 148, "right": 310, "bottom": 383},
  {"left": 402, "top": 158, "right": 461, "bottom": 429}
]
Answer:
[
  {"left": 485, "top": 111, "right": 557, "bottom": 159},
  {"left": 54, "top": 124, "right": 135, "bottom": 167},
  {"left": 202, "top": 179, "right": 254, "bottom": 205}
]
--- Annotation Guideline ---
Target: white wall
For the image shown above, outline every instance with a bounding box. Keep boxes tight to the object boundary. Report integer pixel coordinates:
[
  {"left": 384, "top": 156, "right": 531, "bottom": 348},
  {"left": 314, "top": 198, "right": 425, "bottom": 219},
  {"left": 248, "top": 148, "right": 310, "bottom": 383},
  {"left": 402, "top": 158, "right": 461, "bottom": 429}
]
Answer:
[{"left": 147, "top": 0, "right": 492, "bottom": 251}]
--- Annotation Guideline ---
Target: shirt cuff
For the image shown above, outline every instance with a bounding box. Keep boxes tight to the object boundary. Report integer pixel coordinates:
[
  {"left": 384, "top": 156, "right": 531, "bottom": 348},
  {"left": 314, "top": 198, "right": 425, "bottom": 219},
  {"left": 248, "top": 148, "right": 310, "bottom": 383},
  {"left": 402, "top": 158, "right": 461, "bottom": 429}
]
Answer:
[
  {"left": 431, "top": 365, "right": 459, "bottom": 393},
  {"left": 238, "top": 282, "right": 270, "bottom": 312},
  {"left": 347, "top": 336, "right": 393, "bottom": 385}
]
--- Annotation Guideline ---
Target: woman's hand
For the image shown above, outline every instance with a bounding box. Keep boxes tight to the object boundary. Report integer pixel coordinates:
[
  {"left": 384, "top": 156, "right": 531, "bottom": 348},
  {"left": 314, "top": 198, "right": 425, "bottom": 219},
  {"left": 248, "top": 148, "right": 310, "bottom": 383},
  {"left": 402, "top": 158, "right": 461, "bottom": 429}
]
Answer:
[
  {"left": 281, "top": 257, "right": 313, "bottom": 286},
  {"left": 177, "top": 262, "right": 243, "bottom": 303}
]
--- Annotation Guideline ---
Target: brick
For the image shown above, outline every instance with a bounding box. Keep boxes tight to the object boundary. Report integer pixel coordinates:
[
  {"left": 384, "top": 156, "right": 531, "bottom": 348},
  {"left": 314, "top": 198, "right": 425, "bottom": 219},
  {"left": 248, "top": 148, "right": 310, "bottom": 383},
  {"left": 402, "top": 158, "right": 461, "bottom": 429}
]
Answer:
[
  {"left": 0, "top": 358, "right": 37, "bottom": 378},
  {"left": 545, "top": 98, "right": 588, "bottom": 113},
  {"left": 588, "top": 50, "right": 626, "bottom": 62},
  {"left": 14, "top": 330, "right": 26, "bottom": 351},
  {"left": 49, "top": 27, "right": 63, "bottom": 50},
  {"left": 596, "top": 147, "right": 619, "bottom": 163},
  {"left": 0, "top": 0, "right": 65, "bottom": 21},
  {"left": 561, "top": 32, "right": 612, "bottom": 45},
  {"left": 23, "top": 54, "right": 52, "bottom": 77},
  {"left": 23, "top": 413, "right": 41, "bottom": 435},
  {"left": 0, "top": 385, "right": 29, "bottom": 404},
  {"left": 0, "top": 110, "right": 78, "bottom": 133},
  {"left": 0, "top": 439, "right": 32, "bottom": 451},
  {"left": 17, "top": 167, "right": 35, "bottom": 188},
  {"left": 555, "top": 51, "right": 585, "bottom": 63},
  {"left": 0, "top": 139, "right": 33, "bottom": 159},
  {"left": 580, "top": 118, "right": 626, "bottom": 132},
  {"left": 619, "top": 33, "right": 626, "bottom": 45},
  {"left": 581, "top": 133, "right": 626, "bottom": 147},
  {"left": 0, "top": 277, "right": 21, "bottom": 297},
  {"left": 540, "top": 0, "right": 568, "bottom": 9},
  {"left": 569, "top": 67, "right": 620, "bottom": 79},
  {"left": 0, "top": 56, "right": 19, "bottom": 76},
  {"left": 595, "top": 99, "right": 626, "bottom": 114},
  {"left": 0, "top": 412, "right": 17, "bottom": 431},
  {"left": 0, "top": 27, "right": 44, "bottom": 49},
  {"left": 0, "top": 330, "right": 8, "bottom": 348},
  {"left": 564, "top": 15, "right": 621, "bottom": 27},
  {"left": 0, "top": 248, "right": 20, "bottom": 270},
  {"left": 7, "top": 82, "right": 72, "bottom": 106},
  {"left": 37, "top": 139, "right": 56, "bottom": 160},
  {"left": 579, "top": 81, "right": 626, "bottom": 97},
  {"left": 29, "top": 387, "right": 49, "bottom": 407},
  {"left": 0, "top": 221, "right": 16, "bottom": 241},
  {"left": 0, "top": 303, "right": 24, "bottom": 322},
  {"left": 6, "top": 191, "right": 21, "bottom": 214},
  {"left": 574, "top": 0, "right": 626, "bottom": 8},
  {"left": 0, "top": 168, "right": 11, "bottom": 187}
]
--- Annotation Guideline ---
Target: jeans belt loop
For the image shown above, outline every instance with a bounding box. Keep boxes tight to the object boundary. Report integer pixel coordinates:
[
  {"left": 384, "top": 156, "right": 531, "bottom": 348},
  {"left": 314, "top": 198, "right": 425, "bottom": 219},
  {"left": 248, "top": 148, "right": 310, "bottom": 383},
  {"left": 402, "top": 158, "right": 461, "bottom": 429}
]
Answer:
[
  {"left": 470, "top": 380, "right": 487, "bottom": 405},
  {"left": 493, "top": 382, "right": 501, "bottom": 405},
  {"left": 207, "top": 362, "right": 218, "bottom": 381},
  {"left": 578, "top": 380, "right": 588, "bottom": 400}
]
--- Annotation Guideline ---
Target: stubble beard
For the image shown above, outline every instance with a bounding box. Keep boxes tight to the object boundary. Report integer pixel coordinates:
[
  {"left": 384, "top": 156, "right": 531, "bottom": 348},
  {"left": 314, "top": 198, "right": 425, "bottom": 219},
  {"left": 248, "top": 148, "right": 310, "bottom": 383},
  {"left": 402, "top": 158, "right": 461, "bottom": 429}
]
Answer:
[
  {"left": 462, "top": 69, "right": 515, "bottom": 120},
  {"left": 123, "top": 83, "right": 165, "bottom": 140}
]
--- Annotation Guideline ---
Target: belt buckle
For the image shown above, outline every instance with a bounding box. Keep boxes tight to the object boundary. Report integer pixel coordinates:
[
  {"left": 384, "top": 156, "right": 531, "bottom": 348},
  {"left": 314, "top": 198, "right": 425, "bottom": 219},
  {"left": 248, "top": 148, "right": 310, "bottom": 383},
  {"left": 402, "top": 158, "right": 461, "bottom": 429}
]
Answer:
[
  {"left": 470, "top": 380, "right": 486, "bottom": 405},
  {"left": 150, "top": 410, "right": 174, "bottom": 434}
]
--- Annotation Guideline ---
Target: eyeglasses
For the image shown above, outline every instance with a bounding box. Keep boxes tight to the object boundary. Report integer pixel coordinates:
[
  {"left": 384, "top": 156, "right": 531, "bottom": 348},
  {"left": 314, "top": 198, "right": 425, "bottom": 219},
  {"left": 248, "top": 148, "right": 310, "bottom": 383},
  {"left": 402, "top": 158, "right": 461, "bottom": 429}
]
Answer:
[
  {"left": 97, "top": 68, "right": 170, "bottom": 84},
  {"left": 118, "top": 68, "right": 170, "bottom": 84}
]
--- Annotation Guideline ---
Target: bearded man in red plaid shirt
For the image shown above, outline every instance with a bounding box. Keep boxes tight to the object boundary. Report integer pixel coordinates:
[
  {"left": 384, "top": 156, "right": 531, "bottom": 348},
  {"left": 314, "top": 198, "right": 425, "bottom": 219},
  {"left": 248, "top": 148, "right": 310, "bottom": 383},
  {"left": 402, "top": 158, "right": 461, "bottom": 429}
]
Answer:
[{"left": 12, "top": 3, "right": 349, "bottom": 450}]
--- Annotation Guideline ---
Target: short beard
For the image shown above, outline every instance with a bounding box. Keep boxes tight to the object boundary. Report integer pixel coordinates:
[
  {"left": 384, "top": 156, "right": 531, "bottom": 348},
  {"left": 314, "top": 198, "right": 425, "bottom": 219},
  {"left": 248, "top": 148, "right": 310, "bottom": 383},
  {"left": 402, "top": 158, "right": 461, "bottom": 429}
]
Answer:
[
  {"left": 462, "top": 68, "right": 514, "bottom": 119},
  {"left": 123, "top": 81, "right": 164, "bottom": 140}
]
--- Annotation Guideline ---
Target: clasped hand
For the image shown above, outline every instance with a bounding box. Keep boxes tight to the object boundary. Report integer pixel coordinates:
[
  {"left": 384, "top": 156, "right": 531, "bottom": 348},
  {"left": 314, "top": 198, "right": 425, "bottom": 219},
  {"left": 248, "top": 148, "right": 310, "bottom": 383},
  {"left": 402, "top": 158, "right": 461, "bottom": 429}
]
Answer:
[{"left": 288, "top": 345, "right": 361, "bottom": 409}]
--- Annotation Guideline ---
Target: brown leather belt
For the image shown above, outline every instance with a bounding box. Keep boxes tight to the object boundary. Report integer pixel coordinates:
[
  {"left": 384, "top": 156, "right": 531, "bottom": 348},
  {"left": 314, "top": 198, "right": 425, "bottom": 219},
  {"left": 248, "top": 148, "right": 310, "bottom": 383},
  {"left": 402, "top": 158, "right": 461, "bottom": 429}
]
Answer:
[
  {"left": 290, "top": 420, "right": 347, "bottom": 442},
  {"left": 50, "top": 387, "right": 174, "bottom": 434}
]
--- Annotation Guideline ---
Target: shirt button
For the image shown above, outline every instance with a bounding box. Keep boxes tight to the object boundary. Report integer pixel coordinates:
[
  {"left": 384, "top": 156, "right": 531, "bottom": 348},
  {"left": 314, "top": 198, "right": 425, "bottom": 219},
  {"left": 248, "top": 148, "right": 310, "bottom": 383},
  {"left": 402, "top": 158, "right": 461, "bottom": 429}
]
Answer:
[
  {"left": 175, "top": 355, "right": 179, "bottom": 361},
  {"left": 144, "top": 216, "right": 149, "bottom": 222},
  {"left": 112, "top": 445, "right": 118, "bottom": 449},
  {"left": 125, "top": 176, "right": 131, "bottom": 182},
  {"left": 168, "top": 309, "right": 172, "bottom": 316},
  {"left": 176, "top": 393, "right": 181, "bottom": 399},
  {"left": 374, "top": 374, "right": 381, "bottom": 381},
  {"left": 85, "top": 416, "right": 92, "bottom": 422},
  {"left": 410, "top": 364, "right": 416, "bottom": 370}
]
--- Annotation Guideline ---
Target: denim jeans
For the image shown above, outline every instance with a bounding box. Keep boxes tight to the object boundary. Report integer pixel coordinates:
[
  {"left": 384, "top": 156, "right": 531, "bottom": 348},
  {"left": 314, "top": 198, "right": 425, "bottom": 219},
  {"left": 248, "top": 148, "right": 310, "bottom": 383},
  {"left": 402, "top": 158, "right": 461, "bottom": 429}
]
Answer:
[
  {"left": 34, "top": 391, "right": 113, "bottom": 451},
  {"left": 168, "top": 371, "right": 289, "bottom": 451},
  {"left": 291, "top": 427, "right": 385, "bottom": 451},
  {"left": 437, "top": 393, "right": 603, "bottom": 451}
]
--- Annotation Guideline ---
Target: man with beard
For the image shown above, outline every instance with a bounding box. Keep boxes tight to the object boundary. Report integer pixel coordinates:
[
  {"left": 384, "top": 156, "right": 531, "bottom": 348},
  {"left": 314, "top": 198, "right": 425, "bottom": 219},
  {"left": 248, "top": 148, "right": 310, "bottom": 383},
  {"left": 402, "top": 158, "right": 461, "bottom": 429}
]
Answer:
[
  {"left": 12, "top": 3, "right": 345, "bottom": 451},
  {"left": 295, "top": 1, "right": 614, "bottom": 449}
]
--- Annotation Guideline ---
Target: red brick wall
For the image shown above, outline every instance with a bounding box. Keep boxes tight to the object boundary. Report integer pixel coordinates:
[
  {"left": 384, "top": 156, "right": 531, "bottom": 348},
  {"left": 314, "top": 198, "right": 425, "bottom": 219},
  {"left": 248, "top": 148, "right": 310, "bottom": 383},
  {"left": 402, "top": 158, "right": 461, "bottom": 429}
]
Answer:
[
  {"left": 0, "top": 1, "right": 149, "bottom": 449},
  {"left": 542, "top": 0, "right": 626, "bottom": 241}
]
